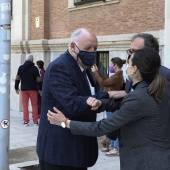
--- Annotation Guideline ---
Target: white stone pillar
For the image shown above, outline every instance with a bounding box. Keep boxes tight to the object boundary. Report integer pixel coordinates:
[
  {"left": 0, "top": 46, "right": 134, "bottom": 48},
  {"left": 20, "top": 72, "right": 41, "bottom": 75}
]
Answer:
[
  {"left": 164, "top": 0, "right": 170, "bottom": 69},
  {"left": 11, "top": 0, "right": 30, "bottom": 111}
]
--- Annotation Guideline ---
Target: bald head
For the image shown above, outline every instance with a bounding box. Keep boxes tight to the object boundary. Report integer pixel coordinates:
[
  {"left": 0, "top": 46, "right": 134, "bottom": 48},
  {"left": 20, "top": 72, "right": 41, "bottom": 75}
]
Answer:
[
  {"left": 69, "top": 28, "right": 98, "bottom": 69},
  {"left": 26, "top": 54, "right": 33, "bottom": 62},
  {"left": 70, "top": 28, "right": 96, "bottom": 45}
]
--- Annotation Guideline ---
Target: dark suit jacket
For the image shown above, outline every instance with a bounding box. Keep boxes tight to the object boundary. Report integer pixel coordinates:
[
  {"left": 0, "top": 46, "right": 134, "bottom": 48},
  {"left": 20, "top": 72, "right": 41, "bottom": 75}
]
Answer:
[
  {"left": 70, "top": 82, "right": 170, "bottom": 170},
  {"left": 36, "top": 50, "right": 109, "bottom": 167}
]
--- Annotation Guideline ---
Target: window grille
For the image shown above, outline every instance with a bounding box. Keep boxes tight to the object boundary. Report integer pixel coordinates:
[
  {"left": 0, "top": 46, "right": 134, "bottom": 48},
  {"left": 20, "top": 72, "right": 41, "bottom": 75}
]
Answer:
[
  {"left": 95, "top": 51, "right": 109, "bottom": 92},
  {"left": 74, "top": 0, "right": 105, "bottom": 6}
]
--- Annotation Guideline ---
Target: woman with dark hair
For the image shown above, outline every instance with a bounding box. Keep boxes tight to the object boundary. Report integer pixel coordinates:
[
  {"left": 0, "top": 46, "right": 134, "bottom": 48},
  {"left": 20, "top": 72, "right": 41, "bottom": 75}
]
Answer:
[
  {"left": 91, "top": 57, "right": 126, "bottom": 156},
  {"left": 36, "top": 60, "right": 45, "bottom": 115},
  {"left": 47, "top": 48, "right": 170, "bottom": 170},
  {"left": 36, "top": 60, "right": 45, "bottom": 81},
  {"left": 91, "top": 57, "right": 126, "bottom": 91}
]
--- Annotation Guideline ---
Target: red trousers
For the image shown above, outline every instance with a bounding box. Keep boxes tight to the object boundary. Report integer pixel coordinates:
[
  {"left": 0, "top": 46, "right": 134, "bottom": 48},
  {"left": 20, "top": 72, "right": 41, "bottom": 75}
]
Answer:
[{"left": 21, "top": 90, "right": 39, "bottom": 123}]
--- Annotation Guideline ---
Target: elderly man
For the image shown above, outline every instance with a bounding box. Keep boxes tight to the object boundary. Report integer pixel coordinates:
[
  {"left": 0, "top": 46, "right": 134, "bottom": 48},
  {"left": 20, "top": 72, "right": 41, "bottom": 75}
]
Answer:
[
  {"left": 36, "top": 28, "right": 110, "bottom": 170},
  {"left": 15, "top": 54, "right": 42, "bottom": 126}
]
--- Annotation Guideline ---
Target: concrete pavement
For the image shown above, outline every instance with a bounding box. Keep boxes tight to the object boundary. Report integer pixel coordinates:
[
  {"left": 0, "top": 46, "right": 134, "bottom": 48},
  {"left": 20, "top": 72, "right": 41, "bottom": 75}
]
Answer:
[{"left": 9, "top": 110, "right": 120, "bottom": 170}]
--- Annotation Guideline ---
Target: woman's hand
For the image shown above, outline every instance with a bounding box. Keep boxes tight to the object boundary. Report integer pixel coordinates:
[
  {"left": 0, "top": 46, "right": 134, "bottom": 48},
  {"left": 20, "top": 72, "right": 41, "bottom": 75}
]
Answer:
[
  {"left": 108, "top": 90, "right": 127, "bottom": 99},
  {"left": 47, "top": 107, "right": 66, "bottom": 126},
  {"left": 86, "top": 97, "right": 102, "bottom": 110},
  {"left": 91, "top": 64, "right": 98, "bottom": 72}
]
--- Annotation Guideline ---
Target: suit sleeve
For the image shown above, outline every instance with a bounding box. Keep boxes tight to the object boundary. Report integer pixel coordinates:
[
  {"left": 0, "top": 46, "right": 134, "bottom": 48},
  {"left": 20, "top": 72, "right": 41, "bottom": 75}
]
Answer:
[
  {"left": 14, "top": 67, "right": 21, "bottom": 90},
  {"left": 70, "top": 92, "right": 147, "bottom": 137},
  {"left": 48, "top": 61, "right": 109, "bottom": 116},
  {"left": 98, "top": 98, "right": 123, "bottom": 113}
]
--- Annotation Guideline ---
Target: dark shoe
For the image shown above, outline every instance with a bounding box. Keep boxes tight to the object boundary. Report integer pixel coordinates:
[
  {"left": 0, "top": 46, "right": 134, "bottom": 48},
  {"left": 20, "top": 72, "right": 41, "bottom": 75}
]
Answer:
[
  {"left": 23, "top": 122, "right": 29, "bottom": 127},
  {"left": 34, "top": 121, "right": 38, "bottom": 126}
]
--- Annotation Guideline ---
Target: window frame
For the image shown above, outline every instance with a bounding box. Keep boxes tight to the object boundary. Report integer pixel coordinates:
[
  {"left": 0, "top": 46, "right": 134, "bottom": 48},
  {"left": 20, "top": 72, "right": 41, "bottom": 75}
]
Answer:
[
  {"left": 68, "top": 0, "right": 120, "bottom": 9},
  {"left": 74, "top": 0, "right": 105, "bottom": 6},
  {"left": 95, "top": 51, "right": 109, "bottom": 92}
]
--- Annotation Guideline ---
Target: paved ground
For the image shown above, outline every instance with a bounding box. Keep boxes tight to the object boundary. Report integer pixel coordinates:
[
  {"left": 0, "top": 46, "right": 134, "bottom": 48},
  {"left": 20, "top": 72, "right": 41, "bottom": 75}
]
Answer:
[{"left": 9, "top": 110, "right": 120, "bottom": 170}]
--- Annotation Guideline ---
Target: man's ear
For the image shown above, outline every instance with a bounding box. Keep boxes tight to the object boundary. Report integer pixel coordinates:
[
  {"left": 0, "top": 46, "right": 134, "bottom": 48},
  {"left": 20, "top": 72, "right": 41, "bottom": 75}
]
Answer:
[{"left": 70, "top": 42, "right": 75, "bottom": 51}]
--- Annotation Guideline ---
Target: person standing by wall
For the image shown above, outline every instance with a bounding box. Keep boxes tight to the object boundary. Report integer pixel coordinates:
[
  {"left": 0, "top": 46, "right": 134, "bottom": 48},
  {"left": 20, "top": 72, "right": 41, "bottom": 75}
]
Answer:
[
  {"left": 36, "top": 60, "right": 45, "bottom": 115},
  {"left": 15, "top": 54, "right": 42, "bottom": 126}
]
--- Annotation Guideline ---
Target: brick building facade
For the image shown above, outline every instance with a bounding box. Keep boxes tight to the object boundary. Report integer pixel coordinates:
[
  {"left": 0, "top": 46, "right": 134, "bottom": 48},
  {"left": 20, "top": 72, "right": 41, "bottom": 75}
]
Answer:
[
  {"left": 30, "top": 0, "right": 164, "bottom": 39},
  {"left": 11, "top": 0, "right": 170, "bottom": 111}
]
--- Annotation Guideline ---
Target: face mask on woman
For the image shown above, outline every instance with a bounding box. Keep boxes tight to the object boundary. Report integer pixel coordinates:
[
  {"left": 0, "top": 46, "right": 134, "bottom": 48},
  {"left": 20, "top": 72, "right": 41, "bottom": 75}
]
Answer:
[{"left": 108, "top": 66, "right": 115, "bottom": 73}]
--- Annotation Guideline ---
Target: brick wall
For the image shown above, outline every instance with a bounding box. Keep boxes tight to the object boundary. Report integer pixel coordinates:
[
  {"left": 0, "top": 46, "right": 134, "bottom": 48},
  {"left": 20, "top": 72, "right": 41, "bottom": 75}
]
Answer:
[{"left": 30, "top": 0, "right": 164, "bottom": 40}]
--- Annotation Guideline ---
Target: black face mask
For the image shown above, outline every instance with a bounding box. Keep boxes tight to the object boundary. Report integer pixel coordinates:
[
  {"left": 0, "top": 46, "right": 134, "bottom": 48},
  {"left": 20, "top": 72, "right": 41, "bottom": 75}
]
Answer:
[{"left": 74, "top": 45, "right": 96, "bottom": 66}]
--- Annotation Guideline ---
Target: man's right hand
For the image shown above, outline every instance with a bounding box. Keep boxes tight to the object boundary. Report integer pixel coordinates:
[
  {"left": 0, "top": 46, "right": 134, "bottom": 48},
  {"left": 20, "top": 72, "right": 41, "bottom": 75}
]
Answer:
[{"left": 86, "top": 97, "right": 102, "bottom": 110}]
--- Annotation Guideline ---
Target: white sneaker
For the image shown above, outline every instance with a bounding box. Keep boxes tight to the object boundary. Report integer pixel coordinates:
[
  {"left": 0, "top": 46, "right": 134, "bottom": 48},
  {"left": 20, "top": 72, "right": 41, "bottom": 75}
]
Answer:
[
  {"left": 105, "top": 148, "right": 119, "bottom": 157},
  {"left": 23, "top": 122, "right": 29, "bottom": 127}
]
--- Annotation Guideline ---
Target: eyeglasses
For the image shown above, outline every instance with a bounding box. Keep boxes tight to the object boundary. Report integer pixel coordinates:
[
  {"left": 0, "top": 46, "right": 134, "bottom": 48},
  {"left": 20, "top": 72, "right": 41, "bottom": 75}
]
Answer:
[
  {"left": 126, "top": 65, "right": 133, "bottom": 70},
  {"left": 127, "top": 49, "right": 136, "bottom": 55}
]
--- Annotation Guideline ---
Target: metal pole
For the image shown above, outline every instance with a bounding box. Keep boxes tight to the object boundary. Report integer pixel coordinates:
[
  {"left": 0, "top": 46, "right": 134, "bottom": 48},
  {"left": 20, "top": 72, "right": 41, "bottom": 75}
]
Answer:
[
  {"left": 0, "top": 0, "right": 11, "bottom": 169},
  {"left": 164, "top": 0, "right": 170, "bottom": 68}
]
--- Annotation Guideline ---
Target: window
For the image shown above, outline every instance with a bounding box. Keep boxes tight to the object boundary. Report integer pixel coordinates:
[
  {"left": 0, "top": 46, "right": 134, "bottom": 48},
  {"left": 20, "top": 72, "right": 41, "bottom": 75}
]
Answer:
[
  {"left": 95, "top": 51, "right": 109, "bottom": 92},
  {"left": 74, "top": 0, "right": 105, "bottom": 6},
  {"left": 68, "top": 0, "right": 119, "bottom": 9}
]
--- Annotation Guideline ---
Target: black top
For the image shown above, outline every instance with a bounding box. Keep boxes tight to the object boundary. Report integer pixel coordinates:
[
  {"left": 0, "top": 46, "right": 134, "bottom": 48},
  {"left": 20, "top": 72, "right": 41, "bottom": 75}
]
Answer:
[{"left": 15, "top": 61, "right": 40, "bottom": 91}]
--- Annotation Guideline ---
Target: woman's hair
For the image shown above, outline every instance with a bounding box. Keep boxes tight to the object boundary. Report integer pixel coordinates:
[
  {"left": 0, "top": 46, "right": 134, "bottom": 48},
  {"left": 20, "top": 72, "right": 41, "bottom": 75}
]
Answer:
[
  {"left": 111, "top": 57, "right": 126, "bottom": 68},
  {"left": 36, "top": 60, "right": 44, "bottom": 69},
  {"left": 132, "top": 47, "right": 166, "bottom": 102}
]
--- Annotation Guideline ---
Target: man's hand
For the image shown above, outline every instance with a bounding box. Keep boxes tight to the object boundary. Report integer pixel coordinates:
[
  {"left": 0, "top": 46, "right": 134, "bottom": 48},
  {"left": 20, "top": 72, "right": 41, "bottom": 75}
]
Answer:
[
  {"left": 101, "top": 135, "right": 111, "bottom": 148},
  {"left": 86, "top": 97, "right": 102, "bottom": 110},
  {"left": 108, "top": 90, "right": 127, "bottom": 99}
]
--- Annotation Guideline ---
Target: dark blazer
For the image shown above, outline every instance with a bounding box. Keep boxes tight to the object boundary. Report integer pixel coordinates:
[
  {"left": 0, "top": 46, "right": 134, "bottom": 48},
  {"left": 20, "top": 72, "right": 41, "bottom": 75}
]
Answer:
[
  {"left": 70, "top": 82, "right": 170, "bottom": 170},
  {"left": 36, "top": 50, "right": 109, "bottom": 167}
]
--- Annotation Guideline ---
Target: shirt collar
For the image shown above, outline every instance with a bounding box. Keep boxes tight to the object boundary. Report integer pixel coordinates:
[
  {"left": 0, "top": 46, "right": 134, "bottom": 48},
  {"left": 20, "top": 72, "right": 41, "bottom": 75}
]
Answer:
[{"left": 132, "top": 81, "right": 141, "bottom": 90}]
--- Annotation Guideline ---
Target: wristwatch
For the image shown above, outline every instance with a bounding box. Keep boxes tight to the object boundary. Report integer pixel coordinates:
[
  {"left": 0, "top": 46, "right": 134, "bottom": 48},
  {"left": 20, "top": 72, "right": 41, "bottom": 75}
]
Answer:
[{"left": 61, "top": 118, "right": 69, "bottom": 128}]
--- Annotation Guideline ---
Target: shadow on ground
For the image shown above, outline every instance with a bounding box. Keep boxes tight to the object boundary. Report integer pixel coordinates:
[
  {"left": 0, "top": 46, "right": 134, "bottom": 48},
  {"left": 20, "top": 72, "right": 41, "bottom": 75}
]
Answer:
[
  {"left": 10, "top": 137, "right": 104, "bottom": 170},
  {"left": 9, "top": 146, "right": 38, "bottom": 164},
  {"left": 20, "top": 165, "right": 39, "bottom": 170}
]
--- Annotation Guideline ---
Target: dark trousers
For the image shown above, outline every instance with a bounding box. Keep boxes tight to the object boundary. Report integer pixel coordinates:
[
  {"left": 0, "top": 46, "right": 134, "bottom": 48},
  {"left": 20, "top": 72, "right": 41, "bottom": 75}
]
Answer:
[
  {"left": 39, "top": 160, "right": 87, "bottom": 170},
  {"left": 37, "top": 93, "right": 41, "bottom": 115}
]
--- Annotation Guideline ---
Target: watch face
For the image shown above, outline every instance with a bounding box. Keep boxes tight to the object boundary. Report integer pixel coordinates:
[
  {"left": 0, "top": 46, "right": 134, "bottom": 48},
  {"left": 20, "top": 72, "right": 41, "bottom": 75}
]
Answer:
[{"left": 61, "top": 122, "right": 66, "bottom": 128}]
